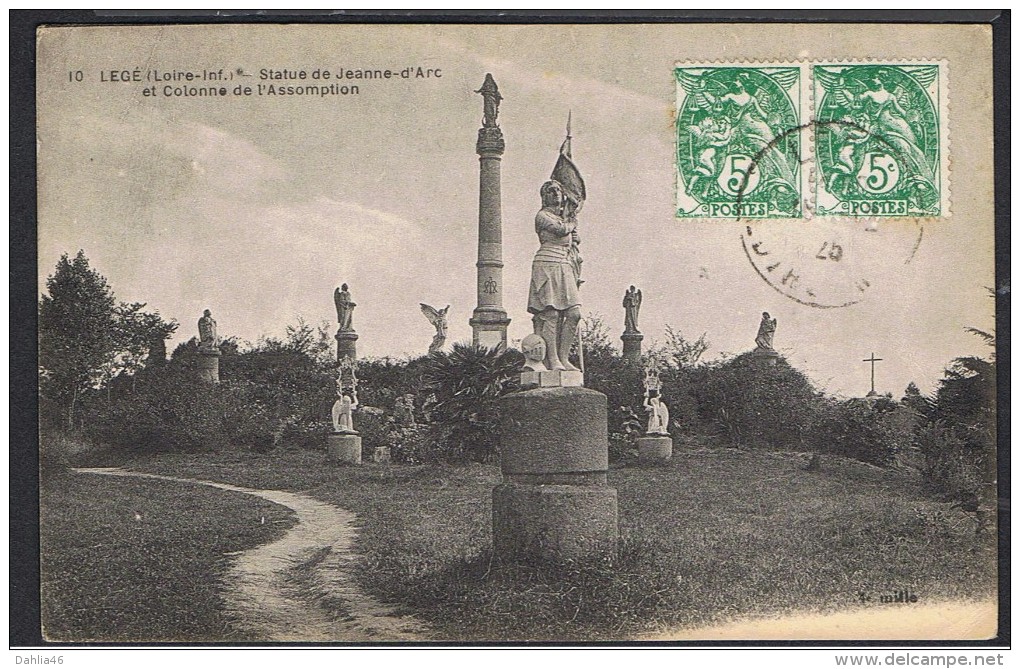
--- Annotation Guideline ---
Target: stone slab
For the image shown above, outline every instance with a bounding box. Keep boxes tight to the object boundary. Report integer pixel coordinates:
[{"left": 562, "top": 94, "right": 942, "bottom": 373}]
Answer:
[
  {"left": 327, "top": 433, "right": 362, "bottom": 465},
  {"left": 637, "top": 435, "right": 673, "bottom": 465},
  {"left": 519, "top": 369, "right": 584, "bottom": 388},
  {"left": 499, "top": 386, "right": 608, "bottom": 475},
  {"left": 492, "top": 483, "right": 618, "bottom": 564}
]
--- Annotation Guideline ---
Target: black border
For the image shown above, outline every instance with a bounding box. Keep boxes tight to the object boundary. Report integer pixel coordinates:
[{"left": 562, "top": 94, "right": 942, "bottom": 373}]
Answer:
[{"left": 9, "top": 9, "right": 1010, "bottom": 649}]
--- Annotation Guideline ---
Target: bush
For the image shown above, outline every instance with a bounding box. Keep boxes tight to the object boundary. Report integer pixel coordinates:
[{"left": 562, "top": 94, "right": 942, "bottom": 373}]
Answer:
[
  {"left": 811, "top": 397, "right": 914, "bottom": 467},
  {"left": 915, "top": 420, "right": 982, "bottom": 501},
  {"left": 689, "top": 352, "right": 824, "bottom": 449},
  {"left": 421, "top": 344, "right": 523, "bottom": 462}
]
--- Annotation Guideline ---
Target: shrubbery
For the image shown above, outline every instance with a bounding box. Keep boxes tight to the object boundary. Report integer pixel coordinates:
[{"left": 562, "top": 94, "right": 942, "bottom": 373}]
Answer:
[{"left": 688, "top": 353, "right": 823, "bottom": 449}]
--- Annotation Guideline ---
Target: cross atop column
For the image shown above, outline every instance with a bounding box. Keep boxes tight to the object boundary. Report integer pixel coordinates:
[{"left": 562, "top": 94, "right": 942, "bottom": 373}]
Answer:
[{"left": 863, "top": 352, "right": 883, "bottom": 397}]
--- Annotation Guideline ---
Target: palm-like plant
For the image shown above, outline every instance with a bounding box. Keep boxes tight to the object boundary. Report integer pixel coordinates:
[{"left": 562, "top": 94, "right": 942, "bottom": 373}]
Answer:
[{"left": 421, "top": 343, "right": 523, "bottom": 461}]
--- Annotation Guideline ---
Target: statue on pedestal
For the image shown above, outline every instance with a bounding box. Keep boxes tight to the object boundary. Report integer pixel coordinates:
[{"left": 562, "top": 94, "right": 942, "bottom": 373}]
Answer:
[
  {"left": 420, "top": 303, "right": 450, "bottom": 354},
  {"left": 623, "top": 285, "right": 642, "bottom": 334},
  {"left": 643, "top": 390, "right": 670, "bottom": 436},
  {"left": 331, "top": 360, "right": 359, "bottom": 433},
  {"left": 642, "top": 364, "right": 670, "bottom": 435},
  {"left": 197, "top": 309, "right": 219, "bottom": 351},
  {"left": 334, "top": 284, "right": 356, "bottom": 332},
  {"left": 528, "top": 117, "right": 586, "bottom": 372},
  {"left": 755, "top": 311, "right": 777, "bottom": 351}
]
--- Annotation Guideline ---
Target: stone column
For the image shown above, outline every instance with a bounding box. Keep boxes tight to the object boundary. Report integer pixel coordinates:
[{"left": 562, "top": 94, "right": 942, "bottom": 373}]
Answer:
[
  {"left": 336, "top": 331, "right": 358, "bottom": 362},
  {"left": 621, "top": 332, "right": 643, "bottom": 364},
  {"left": 196, "top": 348, "right": 221, "bottom": 384},
  {"left": 493, "top": 387, "right": 619, "bottom": 565},
  {"left": 469, "top": 75, "right": 511, "bottom": 350}
]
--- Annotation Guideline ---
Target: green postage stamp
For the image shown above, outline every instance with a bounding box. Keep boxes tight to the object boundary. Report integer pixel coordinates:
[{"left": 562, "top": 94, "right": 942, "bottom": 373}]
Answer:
[
  {"left": 675, "top": 61, "right": 948, "bottom": 219},
  {"left": 675, "top": 65, "right": 808, "bottom": 219},
  {"left": 813, "top": 63, "right": 947, "bottom": 217}
]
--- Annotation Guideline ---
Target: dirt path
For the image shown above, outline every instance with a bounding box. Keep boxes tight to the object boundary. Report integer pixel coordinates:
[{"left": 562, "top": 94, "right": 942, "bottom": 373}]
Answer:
[{"left": 73, "top": 467, "right": 428, "bottom": 642}]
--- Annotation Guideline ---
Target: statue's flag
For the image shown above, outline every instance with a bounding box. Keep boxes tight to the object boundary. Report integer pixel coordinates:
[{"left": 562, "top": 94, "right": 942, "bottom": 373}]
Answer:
[{"left": 551, "top": 113, "right": 586, "bottom": 207}]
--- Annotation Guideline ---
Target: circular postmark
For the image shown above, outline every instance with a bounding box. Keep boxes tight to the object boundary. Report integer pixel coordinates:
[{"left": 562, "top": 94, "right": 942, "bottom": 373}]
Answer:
[{"left": 735, "top": 120, "right": 924, "bottom": 309}]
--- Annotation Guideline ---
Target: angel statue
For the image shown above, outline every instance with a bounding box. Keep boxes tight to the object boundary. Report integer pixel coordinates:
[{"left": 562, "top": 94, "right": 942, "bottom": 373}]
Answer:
[
  {"left": 755, "top": 311, "right": 777, "bottom": 351},
  {"left": 623, "top": 285, "right": 642, "bottom": 334},
  {"left": 678, "top": 69, "right": 799, "bottom": 200},
  {"left": 643, "top": 388, "right": 670, "bottom": 436},
  {"left": 197, "top": 309, "right": 219, "bottom": 350},
  {"left": 331, "top": 388, "right": 358, "bottom": 434},
  {"left": 420, "top": 303, "right": 450, "bottom": 355},
  {"left": 333, "top": 284, "right": 356, "bottom": 332}
]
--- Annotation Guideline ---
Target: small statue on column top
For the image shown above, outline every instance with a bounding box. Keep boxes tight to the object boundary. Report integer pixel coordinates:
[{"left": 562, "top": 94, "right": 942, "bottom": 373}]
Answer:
[
  {"left": 334, "top": 284, "right": 356, "bottom": 332},
  {"left": 755, "top": 311, "right": 777, "bottom": 351},
  {"left": 623, "top": 285, "right": 642, "bottom": 334},
  {"left": 476, "top": 73, "right": 502, "bottom": 128},
  {"left": 197, "top": 309, "right": 219, "bottom": 351}
]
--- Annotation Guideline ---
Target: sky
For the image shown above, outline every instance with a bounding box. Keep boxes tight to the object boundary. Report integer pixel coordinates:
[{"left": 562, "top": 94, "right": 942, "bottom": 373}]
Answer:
[{"left": 36, "top": 24, "right": 995, "bottom": 397}]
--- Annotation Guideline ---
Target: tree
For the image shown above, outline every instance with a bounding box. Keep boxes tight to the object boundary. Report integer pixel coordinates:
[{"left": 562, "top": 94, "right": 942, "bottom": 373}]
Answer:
[
  {"left": 901, "top": 381, "right": 931, "bottom": 417},
  {"left": 39, "top": 251, "right": 177, "bottom": 428},
  {"left": 39, "top": 252, "right": 118, "bottom": 428}
]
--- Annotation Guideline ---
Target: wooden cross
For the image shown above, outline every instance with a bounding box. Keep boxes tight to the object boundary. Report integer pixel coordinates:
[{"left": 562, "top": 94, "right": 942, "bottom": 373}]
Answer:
[{"left": 862, "top": 352, "right": 883, "bottom": 395}]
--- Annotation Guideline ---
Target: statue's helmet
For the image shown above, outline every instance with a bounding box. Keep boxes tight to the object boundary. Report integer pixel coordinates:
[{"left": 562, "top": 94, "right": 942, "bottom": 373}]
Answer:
[
  {"left": 203, "top": 309, "right": 211, "bottom": 317},
  {"left": 341, "top": 283, "right": 348, "bottom": 291}
]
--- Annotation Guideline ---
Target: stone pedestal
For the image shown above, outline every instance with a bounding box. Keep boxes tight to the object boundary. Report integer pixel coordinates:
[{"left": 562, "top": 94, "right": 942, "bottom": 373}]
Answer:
[
  {"left": 621, "top": 332, "right": 644, "bottom": 364},
  {"left": 197, "top": 348, "right": 221, "bottom": 384},
  {"left": 326, "top": 433, "right": 362, "bottom": 465},
  {"left": 371, "top": 446, "right": 391, "bottom": 464},
  {"left": 335, "top": 330, "right": 358, "bottom": 362},
  {"left": 493, "top": 386, "right": 618, "bottom": 564},
  {"left": 520, "top": 369, "right": 584, "bottom": 389},
  {"left": 637, "top": 435, "right": 673, "bottom": 465},
  {"left": 752, "top": 347, "right": 779, "bottom": 366}
]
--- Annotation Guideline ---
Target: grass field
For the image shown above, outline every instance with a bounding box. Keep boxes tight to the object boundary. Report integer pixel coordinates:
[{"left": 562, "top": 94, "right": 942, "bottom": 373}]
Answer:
[
  {"left": 41, "top": 444, "right": 996, "bottom": 641},
  {"left": 39, "top": 468, "right": 296, "bottom": 642}
]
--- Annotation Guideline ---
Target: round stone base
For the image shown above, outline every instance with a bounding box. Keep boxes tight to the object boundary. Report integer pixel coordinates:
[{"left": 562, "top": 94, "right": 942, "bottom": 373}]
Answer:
[
  {"left": 492, "top": 483, "right": 618, "bottom": 564},
  {"left": 499, "top": 386, "right": 608, "bottom": 476},
  {"left": 326, "top": 433, "right": 362, "bottom": 465},
  {"left": 637, "top": 435, "right": 673, "bottom": 465},
  {"left": 196, "top": 351, "right": 220, "bottom": 384},
  {"left": 370, "top": 446, "right": 391, "bottom": 464}
]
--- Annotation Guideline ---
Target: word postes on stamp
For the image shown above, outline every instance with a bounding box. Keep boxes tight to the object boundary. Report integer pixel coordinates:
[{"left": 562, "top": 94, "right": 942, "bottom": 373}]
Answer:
[
  {"left": 814, "top": 63, "right": 945, "bottom": 218},
  {"left": 675, "top": 65, "right": 807, "bottom": 220}
]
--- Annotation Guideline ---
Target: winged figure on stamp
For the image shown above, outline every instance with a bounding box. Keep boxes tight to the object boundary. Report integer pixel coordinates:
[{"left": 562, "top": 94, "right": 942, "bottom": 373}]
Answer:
[
  {"left": 817, "top": 66, "right": 937, "bottom": 196},
  {"left": 678, "top": 69, "right": 799, "bottom": 199}
]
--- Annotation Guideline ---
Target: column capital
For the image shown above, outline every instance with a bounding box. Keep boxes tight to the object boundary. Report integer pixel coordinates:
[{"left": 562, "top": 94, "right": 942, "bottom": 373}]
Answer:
[{"left": 476, "top": 127, "right": 505, "bottom": 155}]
